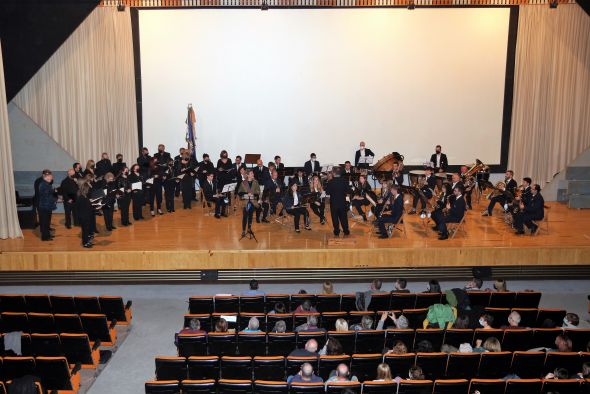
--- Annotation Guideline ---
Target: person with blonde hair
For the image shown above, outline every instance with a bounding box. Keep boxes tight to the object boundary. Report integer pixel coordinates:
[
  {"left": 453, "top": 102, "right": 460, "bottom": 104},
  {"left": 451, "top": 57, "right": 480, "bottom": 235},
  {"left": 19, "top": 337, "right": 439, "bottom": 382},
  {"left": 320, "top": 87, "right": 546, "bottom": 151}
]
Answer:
[
  {"left": 375, "top": 363, "right": 393, "bottom": 381},
  {"left": 322, "top": 281, "right": 334, "bottom": 294},
  {"left": 386, "top": 340, "right": 408, "bottom": 355},
  {"left": 335, "top": 318, "right": 349, "bottom": 332},
  {"left": 474, "top": 337, "right": 501, "bottom": 353},
  {"left": 215, "top": 318, "right": 228, "bottom": 332}
]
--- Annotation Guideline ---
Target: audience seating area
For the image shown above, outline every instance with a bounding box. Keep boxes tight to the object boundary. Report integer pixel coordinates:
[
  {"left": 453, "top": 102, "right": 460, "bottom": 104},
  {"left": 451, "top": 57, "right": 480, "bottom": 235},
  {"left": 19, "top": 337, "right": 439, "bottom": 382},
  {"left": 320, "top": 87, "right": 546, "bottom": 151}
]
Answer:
[{"left": 0, "top": 356, "right": 81, "bottom": 393}]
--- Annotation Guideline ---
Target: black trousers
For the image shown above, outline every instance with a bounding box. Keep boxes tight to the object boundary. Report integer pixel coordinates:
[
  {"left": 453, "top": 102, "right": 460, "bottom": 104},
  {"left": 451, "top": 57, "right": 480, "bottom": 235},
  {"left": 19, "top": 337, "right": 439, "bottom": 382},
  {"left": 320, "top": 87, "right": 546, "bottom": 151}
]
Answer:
[
  {"left": 287, "top": 207, "right": 309, "bottom": 230},
  {"left": 39, "top": 209, "right": 52, "bottom": 240},
  {"left": 209, "top": 196, "right": 227, "bottom": 216},
  {"left": 515, "top": 212, "right": 543, "bottom": 231},
  {"left": 465, "top": 190, "right": 473, "bottom": 208},
  {"left": 80, "top": 219, "right": 93, "bottom": 245},
  {"left": 412, "top": 191, "right": 429, "bottom": 210},
  {"left": 330, "top": 205, "right": 349, "bottom": 236},
  {"left": 310, "top": 201, "right": 325, "bottom": 221},
  {"left": 149, "top": 182, "right": 163, "bottom": 211},
  {"left": 63, "top": 200, "right": 78, "bottom": 227},
  {"left": 118, "top": 196, "right": 131, "bottom": 225},
  {"left": 378, "top": 214, "right": 400, "bottom": 235},
  {"left": 352, "top": 198, "right": 369, "bottom": 216},
  {"left": 103, "top": 207, "right": 114, "bottom": 230},
  {"left": 164, "top": 182, "right": 176, "bottom": 212},
  {"left": 182, "top": 180, "right": 193, "bottom": 209},
  {"left": 487, "top": 195, "right": 507, "bottom": 215},
  {"left": 132, "top": 191, "right": 144, "bottom": 220},
  {"left": 437, "top": 214, "right": 461, "bottom": 236}
]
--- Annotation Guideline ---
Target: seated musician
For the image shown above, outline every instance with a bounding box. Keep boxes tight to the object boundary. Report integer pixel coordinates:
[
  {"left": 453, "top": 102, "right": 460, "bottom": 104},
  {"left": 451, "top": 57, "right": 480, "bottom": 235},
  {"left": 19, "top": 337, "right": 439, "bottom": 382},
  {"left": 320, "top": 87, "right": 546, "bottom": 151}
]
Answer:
[
  {"left": 342, "top": 161, "right": 354, "bottom": 178},
  {"left": 203, "top": 172, "right": 227, "bottom": 219},
  {"left": 291, "top": 168, "right": 308, "bottom": 189},
  {"left": 372, "top": 179, "right": 392, "bottom": 219},
  {"left": 237, "top": 169, "right": 261, "bottom": 236},
  {"left": 391, "top": 162, "right": 404, "bottom": 186},
  {"left": 459, "top": 165, "right": 474, "bottom": 210},
  {"left": 514, "top": 184, "right": 544, "bottom": 235},
  {"left": 433, "top": 184, "right": 466, "bottom": 240},
  {"left": 351, "top": 174, "right": 373, "bottom": 221},
  {"left": 310, "top": 175, "right": 327, "bottom": 225},
  {"left": 409, "top": 168, "right": 435, "bottom": 215},
  {"left": 430, "top": 182, "right": 452, "bottom": 220},
  {"left": 482, "top": 170, "right": 517, "bottom": 216},
  {"left": 283, "top": 182, "right": 311, "bottom": 233},
  {"left": 376, "top": 184, "right": 404, "bottom": 239},
  {"left": 260, "top": 170, "right": 284, "bottom": 223},
  {"left": 510, "top": 177, "right": 532, "bottom": 224}
]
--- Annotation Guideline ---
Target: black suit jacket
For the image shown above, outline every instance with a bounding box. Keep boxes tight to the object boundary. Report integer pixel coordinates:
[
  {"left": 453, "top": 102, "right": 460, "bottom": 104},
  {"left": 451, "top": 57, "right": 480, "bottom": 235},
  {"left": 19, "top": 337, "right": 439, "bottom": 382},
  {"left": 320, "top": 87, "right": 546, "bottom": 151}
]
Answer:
[
  {"left": 325, "top": 177, "right": 350, "bottom": 209},
  {"left": 355, "top": 148, "right": 375, "bottom": 167},
  {"left": 392, "top": 172, "right": 404, "bottom": 186},
  {"left": 202, "top": 179, "right": 218, "bottom": 201},
  {"left": 524, "top": 193, "right": 544, "bottom": 220},
  {"left": 154, "top": 151, "right": 172, "bottom": 166},
  {"left": 430, "top": 153, "right": 448, "bottom": 172},
  {"left": 304, "top": 160, "right": 321, "bottom": 176},
  {"left": 95, "top": 159, "right": 112, "bottom": 178},
  {"left": 253, "top": 166, "right": 270, "bottom": 184},
  {"left": 505, "top": 178, "right": 518, "bottom": 196},
  {"left": 388, "top": 194, "right": 404, "bottom": 224},
  {"left": 449, "top": 195, "right": 466, "bottom": 222}
]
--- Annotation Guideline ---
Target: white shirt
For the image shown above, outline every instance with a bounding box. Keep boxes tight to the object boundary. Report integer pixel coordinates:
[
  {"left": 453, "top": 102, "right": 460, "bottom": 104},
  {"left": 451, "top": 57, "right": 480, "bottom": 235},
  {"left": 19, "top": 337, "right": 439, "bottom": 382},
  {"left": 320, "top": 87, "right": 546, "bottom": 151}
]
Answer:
[
  {"left": 293, "top": 192, "right": 299, "bottom": 206},
  {"left": 360, "top": 148, "right": 365, "bottom": 158},
  {"left": 436, "top": 153, "right": 441, "bottom": 167}
]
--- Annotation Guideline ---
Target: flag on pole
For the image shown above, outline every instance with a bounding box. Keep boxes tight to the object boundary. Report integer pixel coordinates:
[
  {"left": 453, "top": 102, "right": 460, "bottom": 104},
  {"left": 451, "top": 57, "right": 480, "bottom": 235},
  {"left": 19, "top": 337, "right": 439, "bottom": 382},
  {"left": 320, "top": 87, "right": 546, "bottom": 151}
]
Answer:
[{"left": 185, "top": 104, "right": 196, "bottom": 158}]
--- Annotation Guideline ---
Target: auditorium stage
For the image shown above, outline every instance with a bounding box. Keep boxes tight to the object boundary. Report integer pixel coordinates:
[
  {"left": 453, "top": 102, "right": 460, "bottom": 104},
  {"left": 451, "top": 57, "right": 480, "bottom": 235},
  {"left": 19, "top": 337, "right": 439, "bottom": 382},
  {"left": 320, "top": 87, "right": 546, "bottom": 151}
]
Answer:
[{"left": 1, "top": 196, "right": 590, "bottom": 283}]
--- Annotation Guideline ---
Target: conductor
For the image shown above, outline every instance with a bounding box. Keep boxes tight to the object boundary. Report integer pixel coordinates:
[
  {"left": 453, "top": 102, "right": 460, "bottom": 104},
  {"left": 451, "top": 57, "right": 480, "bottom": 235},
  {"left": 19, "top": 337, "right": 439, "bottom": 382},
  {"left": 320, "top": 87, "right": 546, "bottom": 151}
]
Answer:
[{"left": 325, "top": 167, "right": 351, "bottom": 237}]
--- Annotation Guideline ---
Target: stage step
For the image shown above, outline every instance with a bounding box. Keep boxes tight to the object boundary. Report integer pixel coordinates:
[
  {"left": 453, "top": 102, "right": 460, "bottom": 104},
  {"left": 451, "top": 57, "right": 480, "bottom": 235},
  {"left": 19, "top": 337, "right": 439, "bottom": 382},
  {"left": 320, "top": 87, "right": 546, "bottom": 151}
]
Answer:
[
  {"left": 567, "top": 180, "right": 590, "bottom": 194},
  {"left": 568, "top": 194, "right": 590, "bottom": 209},
  {"left": 566, "top": 166, "right": 590, "bottom": 180}
]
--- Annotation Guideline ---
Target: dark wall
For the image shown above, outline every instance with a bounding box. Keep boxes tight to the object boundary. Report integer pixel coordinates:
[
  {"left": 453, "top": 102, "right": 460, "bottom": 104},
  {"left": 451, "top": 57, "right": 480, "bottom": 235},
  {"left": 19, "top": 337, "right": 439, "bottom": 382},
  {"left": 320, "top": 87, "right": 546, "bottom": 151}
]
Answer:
[
  {"left": 0, "top": 0, "right": 99, "bottom": 102},
  {"left": 576, "top": 0, "right": 590, "bottom": 16}
]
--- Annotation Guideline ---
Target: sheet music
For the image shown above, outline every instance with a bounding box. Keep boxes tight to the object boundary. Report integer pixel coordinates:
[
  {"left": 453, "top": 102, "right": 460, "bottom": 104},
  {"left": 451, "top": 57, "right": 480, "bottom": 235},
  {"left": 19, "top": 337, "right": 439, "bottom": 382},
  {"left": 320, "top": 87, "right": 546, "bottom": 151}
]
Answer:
[
  {"left": 131, "top": 182, "right": 142, "bottom": 191},
  {"left": 103, "top": 189, "right": 108, "bottom": 195},
  {"left": 221, "top": 182, "right": 237, "bottom": 193},
  {"left": 358, "top": 156, "right": 374, "bottom": 164},
  {"left": 145, "top": 178, "right": 154, "bottom": 185},
  {"left": 177, "top": 174, "right": 185, "bottom": 180}
]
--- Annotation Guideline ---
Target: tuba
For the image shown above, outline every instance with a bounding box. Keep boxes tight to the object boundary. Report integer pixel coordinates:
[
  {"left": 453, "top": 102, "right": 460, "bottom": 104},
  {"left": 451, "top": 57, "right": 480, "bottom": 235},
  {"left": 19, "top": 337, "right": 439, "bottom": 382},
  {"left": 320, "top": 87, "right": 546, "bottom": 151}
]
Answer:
[{"left": 463, "top": 159, "right": 486, "bottom": 191}]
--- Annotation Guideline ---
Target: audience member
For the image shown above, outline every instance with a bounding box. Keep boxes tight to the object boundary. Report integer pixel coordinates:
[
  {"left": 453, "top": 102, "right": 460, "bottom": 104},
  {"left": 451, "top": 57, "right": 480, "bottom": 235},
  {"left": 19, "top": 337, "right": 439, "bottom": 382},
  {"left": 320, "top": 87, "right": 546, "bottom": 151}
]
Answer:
[
  {"left": 441, "top": 344, "right": 458, "bottom": 353},
  {"left": 289, "top": 339, "right": 319, "bottom": 357},
  {"left": 350, "top": 315, "right": 374, "bottom": 330},
  {"left": 474, "top": 337, "right": 502, "bottom": 353},
  {"left": 215, "top": 318, "right": 228, "bottom": 333},
  {"left": 288, "top": 362, "right": 323, "bottom": 384},
  {"left": 295, "top": 315, "right": 324, "bottom": 332},
  {"left": 334, "top": 318, "right": 349, "bottom": 331},
  {"left": 319, "top": 338, "right": 344, "bottom": 356},
  {"left": 493, "top": 279, "right": 507, "bottom": 292},
  {"left": 294, "top": 299, "right": 318, "bottom": 314},
  {"left": 392, "top": 279, "right": 410, "bottom": 293},
  {"left": 408, "top": 365, "right": 425, "bottom": 380},
  {"left": 243, "top": 317, "right": 261, "bottom": 332},
  {"left": 386, "top": 340, "right": 408, "bottom": 355},
  {"left": 541, "top": 318, "right": 557, "bottom": 328},
  {"left": 544, "top": 368, "right": 570, "bottom": 380},
  {"left": 179, "top": 318, "right": 205, "bottom": 335},
  {"left": 464, "top": 277, "right": 483, "bottom": 291},
  {"left": 552, "top": 335, "right": 573, "bottom": 352},
  {"left": 577, "top": 362, "right": 590, "bottom": 379},
  {"left": 479, "top": 314, "right": 494, "bottom": 329},
  {"left": 375, "top": 363, "right": 393, "bottom": 381},
  {"left": 272, "top": 320, "right": 287, "bottom": 333},
  {"left": 322, "top": 281, "right": 334, "bottom": 294},
  {"left": 242, "top": 279, "right": 265, "bottom": 296},
  {"left": 415, "top": 340, "right": 434, "bottom": 353},
  {"left": 377, "top": 311, "right": 408, "bottom": 330},
  {"left": 423, "top": 302, "right": 457, "bottom": 329},
  {"left": 326, "top": 363, "right": 358, "bottom": 383},
  {"left": 502, "top": 311, "right": 525, "bottom": 329},
  {"left": 355, "top": 279, "right": 387, "bottom": 311},
  {"left": 425, "top": 280, "right": 441, "bottom": 293},
  {"left": 459, "top": 343, "right": 473, "bottom": 353},
  {"left": 268, "top": 302, "right": 286, "bottom": 314},
  {"left": 563, "top": 313, "right": 579, "bottom": 328}
]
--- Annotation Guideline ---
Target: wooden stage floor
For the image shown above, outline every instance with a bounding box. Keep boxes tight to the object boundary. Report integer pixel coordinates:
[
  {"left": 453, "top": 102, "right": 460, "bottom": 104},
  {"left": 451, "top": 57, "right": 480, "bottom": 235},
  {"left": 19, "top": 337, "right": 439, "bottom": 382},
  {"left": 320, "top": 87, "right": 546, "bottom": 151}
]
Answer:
[{"left": 1, "top": 197, "right": 589, "bottom": 272}]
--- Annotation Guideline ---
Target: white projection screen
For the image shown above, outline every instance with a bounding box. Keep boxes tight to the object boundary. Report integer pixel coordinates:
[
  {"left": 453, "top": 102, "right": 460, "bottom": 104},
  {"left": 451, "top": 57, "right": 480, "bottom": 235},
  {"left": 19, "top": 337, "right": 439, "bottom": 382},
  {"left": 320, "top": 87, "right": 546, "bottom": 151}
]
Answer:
[{"left": 139, "top": 7, "right": 511, "bottom": 167}]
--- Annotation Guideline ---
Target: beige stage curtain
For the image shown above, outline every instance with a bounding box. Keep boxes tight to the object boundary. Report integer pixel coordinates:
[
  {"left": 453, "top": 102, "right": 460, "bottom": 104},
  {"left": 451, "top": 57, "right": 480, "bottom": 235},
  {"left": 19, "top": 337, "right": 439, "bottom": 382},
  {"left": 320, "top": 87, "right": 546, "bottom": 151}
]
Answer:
[
  {"left": 13, "top": 7, "right": 138, "bottom": 164},
  {"left": 0, "top": 40, "right": 23, "bottom": 239},
  {"left": 509, "top": 4, "right": 590, "bottom": 184}
]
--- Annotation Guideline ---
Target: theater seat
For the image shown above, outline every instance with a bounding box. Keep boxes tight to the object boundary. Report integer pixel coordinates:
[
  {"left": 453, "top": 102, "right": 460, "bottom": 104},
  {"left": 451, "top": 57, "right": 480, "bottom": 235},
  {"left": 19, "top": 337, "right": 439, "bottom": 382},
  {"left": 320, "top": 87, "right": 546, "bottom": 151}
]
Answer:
[
  {"left": 28, "top": 313, "right": 57, "bottom": 334},
  {"left": 445, "top": 353, "right": 480, "bottom": 379},
  {"left": 208, "top": 332, "right": 238, "bottom": 356},
  {"left": 268, "top": 332, "right": 296, "bottom": 357},
  {"left": 187, "top": 356, "right": 220, "bottom": 380},
  {"left": 322, "top": 313, "right": 348, "bottom": 332},
  {"left": 286, "top": 356, "right": 319, "bottom": 378},
  {"left": 180, "top": 379, "right": 216, "bottom": 394},
  {"left": 415, "top": 352, "right": 448, "bottom": 380},
  {"left": 99, "top": 296, "right": 133, "bottom": 325},
  {"left": 239, "top": 296, "right": 265, "bottom": 314},
  {"left": 443, "top": 329, "right": 474, "bottom": 349},
  {"left": 288, "top": 381, "right": 325, "bottom": 393},
  {"left": 31, "top": 333, "right": 63, "bottom": 357},
  {"left": 0, "top": 294, "right": 27, "bottom": 313},
  {"left": 60, "top": 333, "right": 100, "bottom": 369},
  {"left": 368, "top": 293, "right": 391, "bottom": 312},
  {"left": 3, "top": 356, "right": 36, "bottom": 381},
  {"left": 544, "top": 352, "right": 581, "bottom": 375},
  {"left": 183, "top": 314, "right": 212, "bottom": 333},
  {"left": 505, "top": 378, "right": 542, "bottom": 394},
  {"left": 75, "top": 296, "right": 102, "bottom": 315},
  {"left": 466, "top": 291, "right": 491, "bottom": 307},
  {"left": 318, "top": 355, "right": 350, "bottom": 382},
  {"left": 55, "top": 314, "right": 85, "bottom": 334},
  {"left": 384, "top": 353, "right": 416, "bottom": 379},
  {"left": 253, "top": 356, "right": 286, "bottom": 381},
  {"left": 542, "top": 379, "right": 581, "bottom": 394},
  {"left": 350, "top": 354, "right": 381, "bottom": 382},
  {"left": 391, "top": 293, "right": 417, "bottom": 310},
  {"left": 264, "top": 294, "right": 290, "bottom": 313},
  {"left": 253, "top": 380, "right": 289, "bottom": 394},
  {"left": 215, "top": 296, "right": 240, "bottom": 314},
  {"left": 145, "top": 380, "right": 180, "bottom": 394},
  {"left": 468, "top": 379, "right": 506, "bottom": 394},
  {"left": 296, "top": 331, "right": 326, "bottom": 350},
  {"left": 340, "top": 294, "right": 356, "bottom": 312},
  {"left": 25, "top": 294, "right": 52, "bottom": 313},
  {"left": 80, "top": 314, "right": 117, "bottom": 346},
  {"left": 217, "top": 379, "right": 252, "bottom": 393},
  {"left": 188, "top": 296, "right": 214, "bottom": 315},
  {"left": 402, "top": 308, "right": 428, "bottom": 329},
  {"left": 502, "top": 328, "right": 533, "bottom": 351},
  {"left": 511, "top": 351, "right": 546, "bottom": 379},
  {"left": 433, "top": 379, "right": 469, "bottom": 393},
  {"left": 414, "top": 293, "right": 440, "bottom": 309},
  {"left": 535, "top": 309, "right": 566, "bottom": 328},
  {"left": 267, "top": 314, "right": 294, "bottom": 334},
  {"left": 511, "top": 308, "right": 538, "bottom": 328},
  {"left": 477, "top": 351, "right": 513, "bottom": 379},
  {"left": 474, "top": 328, "right": 503, "bottom": 344},
  {"left": 355, "top": 330, "right": 385, "bottom": 354},
  {"left": 155, "top": 356, "right": 187, "bottom": 381},
  {"left": 514, "top": 291, "right": 542, "bottom": 308},
  {"left": 238, "top": 332, "right": 266, "bottom": 357},
  {"left": 565, "top": 328, "right": 590, "bottom": 352},
  {"left": 362, "top": 380, "right": 399, "bottom": 393},
  {"left": 1, "top": 312, "right": 29, "bottom": 333},
  {"left": 176, "top": 333, "right": 207, "bottom": 357},
  {"left": 398, "top": 379, "right": 434, "bottom": 394},
  {"left": 532, "top": 328, "right": 562, "bottom": 348},
  {"left": 385, "top": 329, "right": 415, "bottom": 351},
  {"left": 316, "top": 294, "right": 341, "bottom": 312},
  {"left": 489, "top": 292, "right": 517, "bottom": 308},
  {"left": 35, "top": 356, "right": 81, "bottom": 393},
  {"left": 325, "top": 381, "right": 361, "bottom": 393},
  {"left": 239, "top": 313, "right": 266, "bottom": 333},
  {"left": 415, "top": 329, "right": 445, "bottom": 352},
  {"left": 221, "top": 356, "right": 253, "bottom": 380},
  {"left": 50, "top": 295, "right": 77, "bottom": 314}
]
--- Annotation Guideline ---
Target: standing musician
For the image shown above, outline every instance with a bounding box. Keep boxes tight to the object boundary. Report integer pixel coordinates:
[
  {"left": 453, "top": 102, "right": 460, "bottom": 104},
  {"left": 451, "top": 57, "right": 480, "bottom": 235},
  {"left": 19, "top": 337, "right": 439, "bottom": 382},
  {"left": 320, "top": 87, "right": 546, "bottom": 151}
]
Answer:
[
  {"left": 147, "top": 157, "right": 164, "bottom": 216},
  {"left": 432, "top": 184, "right": 466, "bottom": 240},
  {"left": 304, "top": 153, "right": 321, "bottom": 177},
  {"left": 309, "top": 175, "right": 327, "bottom": 225},
  {"left": 292, "top": 168, "right": 308, "bottom": 189},
  {"left": 482, "top": 170, "right": 517, "bottom": 217},
  {"left": 430, "top": 145, "right": 448, "bottom": 173},
  {"left": 325, "top": 167, "right": 351, "bottom": 237},
  {"left": 376, "top": 184, "right": 404, "bottom": 239},
  {"left": 102, "top": 172, "right": 118, "bottom": 231},
  {"left": 60, "top": 169, "right": 79, "bottom": 229},
  {"left": 261, "top": 169, "right": 284, "bottom": 223},
  {"left": 238, "top": 169, "right": 261, "bottom": 237},
  {"left": 83, "top": 160, "right": 96, "bottom": 179},
  {"left": 137, "top": 147, "right": 151, "bottom": 179},
  {"left": 180, "top": 153, "right": 197, "bottom": 209},
  {"left": 95, "top": 153, "right": 112, "bottom": 179},
  {"left": 216, "top": 150, "right": 233, "bottom": 192},
  {"left": 128, "top": 164, "right": 145, "bottom": 220},
  {"left": 351, "top": 174, "right": 373, "bottom": 222},
  {"left": 111, "top": 154, "right": 126, "bottom": 177},
  {"left": 274, "top": 156, "right": 285, "bottom": 185},
  {"left": 253, "top": 159, "right": 270, "bottom": 184},
  {"left": 154, "top": 144, "right": 172, "bottom": 166},
  {"left": 73, "top": 162, "right": 84, "bottom": 179},
  {"left": 409, "top": 168, "right": 436, "bottom": 215},
  {"left": 514, "top": 184, "right": 544, "bottom": 235},
  {"left": 459, "top": 165, "right": 474, "bottom": 210},
  {"left": 354, "top": 141, "right": 375, "bottom": 168},
  {"left": 203, "top": 172, "right": 227, "bottom": 219},
  {"left": 163, "top": 158, "right": 177, "bottom": 213},
  {"left": 75, "top": 181, "right": 94, "bottom": 248},
  {"left": 283, "top": 182, "right": 311, "bottom": 233},
  {"left": 173, "top": 148, "right": 186, "bottom": 197},
  {"left": 391, "top": 162, "right": 404, "bottom": 186},
  {"left": 117, "top": 167, "right": 132, "bottom": 226}
]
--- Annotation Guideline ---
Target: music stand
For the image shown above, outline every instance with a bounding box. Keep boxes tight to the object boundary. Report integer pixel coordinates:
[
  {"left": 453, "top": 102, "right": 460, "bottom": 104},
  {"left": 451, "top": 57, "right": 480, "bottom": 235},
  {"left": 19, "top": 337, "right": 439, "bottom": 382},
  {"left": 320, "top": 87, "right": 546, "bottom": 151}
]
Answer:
[
  {"left": 244, "top": 154, "right": 261, "bottom": 168},
  {"left": 239, "top": 195, "right": 259, "bottom": 243},
  {"left": 222, "top": 182, "right": 237, "bottom": 194},
  {"left": 357, "top": 156, "right": 374, "bottom": 165}
]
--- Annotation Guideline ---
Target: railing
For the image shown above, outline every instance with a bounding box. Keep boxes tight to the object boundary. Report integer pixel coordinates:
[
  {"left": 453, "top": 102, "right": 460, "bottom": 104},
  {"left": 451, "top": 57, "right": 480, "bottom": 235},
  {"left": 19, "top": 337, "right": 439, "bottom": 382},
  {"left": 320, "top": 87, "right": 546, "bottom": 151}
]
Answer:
[{"left": 100, "top": 0, "right": 576, "bottom": 7}]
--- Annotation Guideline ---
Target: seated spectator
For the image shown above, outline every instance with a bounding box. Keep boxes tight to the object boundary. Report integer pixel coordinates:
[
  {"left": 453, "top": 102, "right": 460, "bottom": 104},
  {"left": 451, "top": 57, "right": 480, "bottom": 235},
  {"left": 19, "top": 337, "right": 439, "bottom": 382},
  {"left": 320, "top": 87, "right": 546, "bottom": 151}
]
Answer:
[
  {"left": 415, "top": 340, "right": 434, "bottom": 353},
  {"left": 319, "top": 338, "right": 344, "bottom": 356},
  {"left": 478, "top": 314, "right": 494, "bottom": 330},
  {"left": 453, "top": 314, "right": 470, "bottom": 329},
  {"left": 370, "top": 279, "right": 386, "bottom": 294},
  {"left": 464, "top": 277, "right": 483, "bottom": 291},
  {"left": 375, "top": 363, "right": 393, "bottom": 381},
  {"left": 179, "top": 318, "right": 206, "bottom": 335},
  {"left": 502, "top": 311, "right": 525, "bottom": 329},
  {"left": 294, "top": 299, "right": 318, "bottom": 314},
  {"left": 563, "top": 313, "right": 579, "bottom": 328},
  {"left": 242, "top": 279, "right": 265, "bottom": 296},
  {"left": 322, "top": 281, "right": 334, "bottom": 294},
  {"left": 552, "top": 335, "right": 573, "bottom": 352},
  {"left": 385, "top": 340, "right": 408, "bottom": 355},
  {"left": 395, "top": 365, "right": 425, "bottom": 383},
  {"left": 326, "top": 363, "right": 358, "bottom": 383},
  {"left": 459, "top": 343, "right": 473, "bottom": 353},
  {"left": 377, "top": 311, "right": 409, "bottom": 330},
  {"left": 272, "top": 320, "right": 287, "bottom": 333},
  {"left": 474, "top": 337, "right": 501, "bottom": 353},
  {"left": 544, "top": 368, "right": 570, "bottom": 380},
  {"left": 295, "top": 315, "right": 324, "bottom": 332},
  {"left": 243, "top": 317, "right": 261, "bottom": 332},
  {"left": 288, "top": 362, "right": 323, "bottom": 384},
  {"left": 355, "top": 279, "right": 387, "bottom": 311},
  {"left": 425, "top": 279, "right": 441, "bottom": 293},
  {"left": 268, "top": 302, "right": 286, "bottom": 314},
  {"left": 423, "top": 302, "right": 457, "bottom": 329},
  {"left": 441, "top": 344, "right": 458, "bottom": 353},
  {"left": 298, "top": 289, "right": 308, "bottom": 294},
  {"left": 289, "top": 339, "right": 319, "bottom": 357},
  {"left": 215, "top": 318, "right": 228, "bottom": 333},
  {"left": 335, "top": 318, "right": 349, "bottom": 332},
  {"left": 576, "top": 362, "right": 590, "bottom": 379},
  {"left": 493, "top": 279, "right": 507, "bottom": 292},
  {"left": 351, "top": 315, "right": 374, "bottom": 330},
  {"left": 392, "top": 278, "right": 410, "bottom": 293}
]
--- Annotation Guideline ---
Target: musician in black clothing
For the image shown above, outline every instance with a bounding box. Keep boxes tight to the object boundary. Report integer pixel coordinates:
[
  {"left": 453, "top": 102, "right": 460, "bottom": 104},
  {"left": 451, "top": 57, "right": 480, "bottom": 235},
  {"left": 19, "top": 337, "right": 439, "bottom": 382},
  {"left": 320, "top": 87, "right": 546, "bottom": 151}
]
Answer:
[
  {"left": 342, "top": 161, "right": 354, "bottom": 179},
  {"left": 459, "top": 165, "right": 474, "bottom": 210},
  {"left": 409, "top": 169, "right": 436, "bottom": 215},
  {"left": 304, "top": 153, "right": 321, "bottom": 177},
  {"left": 73, "top": 162, "right": 84, "bottom": 179},
  {"left": 482, "top": 170, "right": 518, "bottom": 216},
  {"left": 137, "top": 147, "right": 151, "bottom": 180},
  {"left": 433, "top": 185, "right": 466, "bottom": 240},
  {"left": 102, "top": 172, "right": 118, "bottom": 231},
  {"left": 253, "top": 159, "right": 270, "bottom": 184},
  {"left": 33, "top": 170, "right": 47, "bottom": 227},
  {"left": 274, "top": 156, "right": 285, "bottom": 185},
  {"left": 351, "top": 175, "right": 373, "bottom": 221},
  {"left": 309, "top": 175, "right": 327, "bottom": 225},
  {"left": 515, "top": 184, "right": 544, "bottom": 235},
  {"left": 233, "top": 155, "right": 247, "bottom": 181},
  {"left": 83, "top": 160, "right": 96, "bottom": 179},
  {"left": 75, "top": 181, "right": 94, "bottom": 248},
  {"left": 354, "top": 141, "right": 375, "bottom": 168},
  {"left": 325, "top": 167, "right": 350, "bottom": 237},
  {"left": 430, "top": 145, "right": 448, "bottom": 173},
  {"left": 216, "top": 150, "right": 233, "bottom": 192},
  {"left": 95, "top": 153, "right": 112, "bottom": 178},
  {"left": 197, "top": 154, "right": 214, "bottom": 190},
  {"left": 37, "top": 170, "right": 57, "bottom": 241},
  {"left": 261, "top": 170, "right": 283, "bottom": 222},
  {"left": 510, "top": 177, "right": 532, "bottom": 224},
  {"left": 391, "top": 162, "right": 404, "bottom": 186},
  {"left": 147, "top": 157, "right": 164, "bottom": 216},
  {"left": 377, "top": 185, "right": 404, "bottom": 239},
  {"left": 163, "top": 159, "right": 177, "bottom": 213},
  {"left": 180, "top": 154, "right": 197, "bottom": 209},
  {"left": 173, "top": 148, "right": 186, "bottom": 197},
  {"left": 283, "top": 182, "right": 311, "bottom": 233},
  {"left": 238, "top": 169, "right": 261, "bottom": 236},
  {"left": 154, "top": 144, "right": 172, "bottom": 166},
  {"left": 430, "top": 182, "right": 452, "bottom": 220},
  {"left": 117, "top": 167, "right": 132, "bottom": 226},
  {"left": 203, "top": 172, "right": 227, "bottom": 219},
  {"left": 128, "top": 164, "right": 145, "bottom": 220},
  {"left": 111, "top": 154, "right": 126, "bottom": 177},
  {"left": 60, "top": 169, "right": 79, "bottom": 229},
  {"left": 291, "top": 168, "right": 308, "bottom": 189}
]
